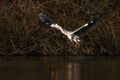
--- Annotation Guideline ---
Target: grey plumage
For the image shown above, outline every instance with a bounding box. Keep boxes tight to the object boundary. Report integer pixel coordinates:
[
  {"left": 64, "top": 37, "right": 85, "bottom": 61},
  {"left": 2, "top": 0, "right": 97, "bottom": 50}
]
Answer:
[
  {"left": 39, "top": 13, "right": 101, "bottom": 45},
  {"left": 39, "top": 13, "right": 55, "bottom": 26}
]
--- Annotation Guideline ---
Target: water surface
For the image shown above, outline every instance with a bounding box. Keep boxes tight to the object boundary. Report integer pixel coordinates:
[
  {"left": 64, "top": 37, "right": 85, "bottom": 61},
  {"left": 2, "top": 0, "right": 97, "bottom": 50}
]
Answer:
[{"left": 0, "top": 56, "right": 120, "bottom": 80}]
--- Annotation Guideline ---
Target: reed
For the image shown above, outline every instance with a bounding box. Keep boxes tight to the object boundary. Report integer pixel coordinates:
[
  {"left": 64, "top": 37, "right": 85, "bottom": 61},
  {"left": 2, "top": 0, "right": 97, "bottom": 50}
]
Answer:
[{"left": 0, "top": 0, "right": 119, "bottom": 56}]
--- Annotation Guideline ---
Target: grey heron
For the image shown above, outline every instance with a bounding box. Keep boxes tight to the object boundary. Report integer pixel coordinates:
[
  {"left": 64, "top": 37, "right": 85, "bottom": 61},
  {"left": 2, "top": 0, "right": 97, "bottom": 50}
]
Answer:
[{"left": 39, "top": 13, "right": 101, "bottom": 45}]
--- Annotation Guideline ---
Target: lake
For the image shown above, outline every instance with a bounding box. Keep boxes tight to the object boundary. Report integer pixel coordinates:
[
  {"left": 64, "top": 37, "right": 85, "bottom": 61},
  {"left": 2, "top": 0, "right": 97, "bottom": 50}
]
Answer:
[{"left": 0, "top": 56, "right": 120, "bottom": 80}]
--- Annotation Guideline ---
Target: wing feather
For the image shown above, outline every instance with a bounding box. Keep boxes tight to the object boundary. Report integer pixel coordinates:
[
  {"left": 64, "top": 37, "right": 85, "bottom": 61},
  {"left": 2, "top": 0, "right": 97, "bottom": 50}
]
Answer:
[
  {"left": 72, "top": 14, "right": 101, "bottom": 35},
  {"left": 39, "top": 13, "right": 55, "bottom": 26}
]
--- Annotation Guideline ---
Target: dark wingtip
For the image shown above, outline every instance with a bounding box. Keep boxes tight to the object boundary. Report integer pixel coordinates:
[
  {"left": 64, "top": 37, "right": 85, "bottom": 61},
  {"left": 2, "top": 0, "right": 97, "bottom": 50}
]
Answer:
[
  {"left": 39, "top": 13, "right": 46, "bottom": 23},
  {"left": 39, "top": 13, "right": 55, "bottom": 26},
  {"left": 39, "top": 13, "right": 45, "bottom": 18},
  {"left": 39, "top": 13, "right": 44, "bottom": 15},
  {"left": 79, "top": 13, "right": 102, "bottom": 32},
  {"left": 94, "top": 13, "right": 102, "bottom": 22},
  {"left": 89, "top": 13, "right": 102, "bottom": 25}
]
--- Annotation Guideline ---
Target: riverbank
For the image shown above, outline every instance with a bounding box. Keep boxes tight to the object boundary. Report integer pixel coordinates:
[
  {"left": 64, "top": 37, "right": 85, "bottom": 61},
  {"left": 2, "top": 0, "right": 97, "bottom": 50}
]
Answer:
[{"left": 0, "top": 0, "right": 120, "bottom": 56}]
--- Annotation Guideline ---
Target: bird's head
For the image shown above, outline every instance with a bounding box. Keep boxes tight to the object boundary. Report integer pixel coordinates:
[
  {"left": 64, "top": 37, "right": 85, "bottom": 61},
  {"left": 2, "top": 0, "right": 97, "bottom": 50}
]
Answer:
[{"left": 50, "top": 24, "right": 60, "bottom": 29}]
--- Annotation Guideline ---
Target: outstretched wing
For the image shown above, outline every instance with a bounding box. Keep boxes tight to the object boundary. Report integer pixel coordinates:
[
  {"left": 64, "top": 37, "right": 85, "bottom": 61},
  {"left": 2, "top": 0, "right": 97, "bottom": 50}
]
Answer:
[
  {"left": 72, "top": 14, "right": 102, "bottom": 35},
  {"left": 39, "top": 13, "right": 56, "bottom": 26}
]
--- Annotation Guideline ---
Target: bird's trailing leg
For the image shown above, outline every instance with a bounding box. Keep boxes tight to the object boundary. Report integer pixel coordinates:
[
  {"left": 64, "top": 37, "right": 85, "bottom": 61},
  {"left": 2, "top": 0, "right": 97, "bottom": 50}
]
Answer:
[{"left": 73, "top": 35, "right": 81, "bottom": 47}]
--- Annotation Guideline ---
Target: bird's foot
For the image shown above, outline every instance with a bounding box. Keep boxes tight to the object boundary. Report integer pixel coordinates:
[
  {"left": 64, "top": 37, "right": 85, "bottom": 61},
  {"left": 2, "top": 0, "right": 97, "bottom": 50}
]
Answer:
[
  {"left": 74, "top": 40, "right": 81, "bottom": 48},
  {"left": 74, "top": 39, "right": 83, "bottom": 48},
  {"left": 75, "top": 42, "right": 81, "bottom": 48}
]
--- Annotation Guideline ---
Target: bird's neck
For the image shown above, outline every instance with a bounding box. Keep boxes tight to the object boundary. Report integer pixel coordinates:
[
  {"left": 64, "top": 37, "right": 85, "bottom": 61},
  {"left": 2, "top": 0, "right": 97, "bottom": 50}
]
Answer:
[
  {"left": 55, "top": 25, "right": 65, "bottom": 33},
  {"left": 51, "top": 24, "right": 69, "bottom": 35}
]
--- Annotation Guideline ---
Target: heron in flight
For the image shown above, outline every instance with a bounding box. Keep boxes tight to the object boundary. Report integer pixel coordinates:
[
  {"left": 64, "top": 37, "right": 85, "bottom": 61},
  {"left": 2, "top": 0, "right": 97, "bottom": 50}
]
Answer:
[{"left": 39, "top": 13, "right": 101, "bottom": 45}]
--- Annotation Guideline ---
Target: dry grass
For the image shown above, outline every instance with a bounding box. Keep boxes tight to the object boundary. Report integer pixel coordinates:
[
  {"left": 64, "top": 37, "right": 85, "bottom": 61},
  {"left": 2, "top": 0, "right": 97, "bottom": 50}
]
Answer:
[{"left": 0, "top": 0, "right": 120, "bottom": 56}]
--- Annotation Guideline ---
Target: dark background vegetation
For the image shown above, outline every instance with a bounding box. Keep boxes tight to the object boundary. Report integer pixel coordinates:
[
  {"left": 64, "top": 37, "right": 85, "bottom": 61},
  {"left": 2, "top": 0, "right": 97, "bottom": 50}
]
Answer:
[{"left": 0, "top": 0, "right": 120, "bottom": 56}]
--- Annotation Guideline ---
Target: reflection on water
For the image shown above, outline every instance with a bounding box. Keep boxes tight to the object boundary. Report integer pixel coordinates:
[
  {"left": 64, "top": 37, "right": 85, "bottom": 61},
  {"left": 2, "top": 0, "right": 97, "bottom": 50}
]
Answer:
[{"left": 0, "top": 56, "right": 120, "bottom": 80}]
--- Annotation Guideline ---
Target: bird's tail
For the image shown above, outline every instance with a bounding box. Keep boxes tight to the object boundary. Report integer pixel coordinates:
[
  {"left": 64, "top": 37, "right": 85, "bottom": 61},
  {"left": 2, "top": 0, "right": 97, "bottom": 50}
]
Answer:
[{"left": 39, "top": 13, "right": 55, "bottom": 26}]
